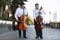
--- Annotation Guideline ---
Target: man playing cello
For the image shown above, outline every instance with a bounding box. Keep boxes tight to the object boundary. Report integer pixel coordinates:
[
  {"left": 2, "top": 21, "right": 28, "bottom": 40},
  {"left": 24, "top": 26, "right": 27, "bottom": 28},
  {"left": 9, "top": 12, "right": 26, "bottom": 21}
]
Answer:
[
  {"left": 14, "top": 2, "right": 28, "bottom": 38},
  {"left": 33, "top": 3, "right": 44, "bottom": 39}
]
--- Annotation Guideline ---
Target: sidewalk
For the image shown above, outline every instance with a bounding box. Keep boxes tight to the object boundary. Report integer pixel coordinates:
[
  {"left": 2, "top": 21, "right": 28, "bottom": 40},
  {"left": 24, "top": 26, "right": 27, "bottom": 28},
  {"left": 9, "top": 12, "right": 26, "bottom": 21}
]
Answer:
[{"left": 0, "top": 25, "right": 60, "bottom": 40}]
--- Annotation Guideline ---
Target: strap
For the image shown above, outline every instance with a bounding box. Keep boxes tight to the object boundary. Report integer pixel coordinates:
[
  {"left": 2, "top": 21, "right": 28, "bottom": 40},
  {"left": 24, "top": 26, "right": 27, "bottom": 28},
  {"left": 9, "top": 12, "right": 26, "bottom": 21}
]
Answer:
[{"left": 23, "top": 9, "right": 25, "bottom": 21}]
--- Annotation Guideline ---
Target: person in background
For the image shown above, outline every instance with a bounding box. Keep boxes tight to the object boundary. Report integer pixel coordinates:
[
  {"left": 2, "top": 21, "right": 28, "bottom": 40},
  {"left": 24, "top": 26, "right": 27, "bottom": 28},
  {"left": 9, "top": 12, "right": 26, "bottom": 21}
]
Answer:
[
  {"left": 14, "top": 2, "right": 28, "bottom": 38},
  {"left": 33, "top": 3, "right": 44, "bottom": 39}
]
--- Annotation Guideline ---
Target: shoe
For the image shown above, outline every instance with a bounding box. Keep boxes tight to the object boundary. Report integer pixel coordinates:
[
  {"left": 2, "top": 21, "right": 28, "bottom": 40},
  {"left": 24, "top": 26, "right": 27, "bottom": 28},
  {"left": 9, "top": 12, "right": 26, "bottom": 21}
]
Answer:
[
  {"left": 35, "top": 36, "right": 39, "bottom": 38},
  {"left": 40, "top": 37, "right": 43, "bottom": 39},
  {"left": 19, "top": 36, "right": 21, "bottom": 38},
  {"left": 23, "top": 37, "right": 28, "bottom": 39}
]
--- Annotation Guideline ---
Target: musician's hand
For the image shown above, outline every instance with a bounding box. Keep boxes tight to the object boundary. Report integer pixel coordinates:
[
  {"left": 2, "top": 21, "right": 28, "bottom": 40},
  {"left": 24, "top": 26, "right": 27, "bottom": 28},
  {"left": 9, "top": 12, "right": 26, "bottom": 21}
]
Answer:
[
  {"left": 35, "top": 20, "right": 37, "bottom": 22},
  {"left": 41, "top": 25, "right": 46, "bottom": 29},
  {"left": 16, "top": 20, "right": 20, "bottom": 22},
  {"left": 16, "top": 20, "right": 19, "bottom": 22}
]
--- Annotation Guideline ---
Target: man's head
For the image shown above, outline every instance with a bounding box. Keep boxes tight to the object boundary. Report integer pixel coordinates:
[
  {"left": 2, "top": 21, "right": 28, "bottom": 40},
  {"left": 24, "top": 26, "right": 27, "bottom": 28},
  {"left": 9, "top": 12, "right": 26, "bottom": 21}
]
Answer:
[
  {"left": 19, "top": 2, "right": 25, "bottom": 9},
  {"left": 35, "top": 3, "right": 39, "bottom": 9}
]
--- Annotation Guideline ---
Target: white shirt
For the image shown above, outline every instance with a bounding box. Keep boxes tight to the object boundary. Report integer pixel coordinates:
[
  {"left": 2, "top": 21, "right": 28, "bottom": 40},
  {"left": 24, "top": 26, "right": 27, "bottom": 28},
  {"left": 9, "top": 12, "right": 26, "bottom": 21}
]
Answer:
[
  {"left": 33, "top": 9, "right": 39, "bottom": 20},
  {"left": 33, "top": 8, "right": 45, "bottom": 20},
  {"left": 14, "top": 7, "right": 27, "bottom": 21}
]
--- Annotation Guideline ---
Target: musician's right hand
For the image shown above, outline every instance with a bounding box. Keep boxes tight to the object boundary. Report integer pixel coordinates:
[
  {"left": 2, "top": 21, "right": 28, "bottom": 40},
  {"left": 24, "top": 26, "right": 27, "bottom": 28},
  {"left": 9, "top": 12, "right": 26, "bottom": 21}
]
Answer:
[{"left": 16, "top": 20, "right": 20, "bottom": 22}]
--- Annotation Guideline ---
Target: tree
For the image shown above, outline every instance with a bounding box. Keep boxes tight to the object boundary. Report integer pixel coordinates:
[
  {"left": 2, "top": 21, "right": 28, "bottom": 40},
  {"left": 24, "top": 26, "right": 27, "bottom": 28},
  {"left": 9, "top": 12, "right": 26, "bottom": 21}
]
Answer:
[
  {"left": 0, "top": 0, "right": 6, "bottom": 17},
  {"left": 0, "top": 0, "right": 28, "bottom": 31},
  {"left": 0, "top": 0, "right": 6, "bottom": 7},
  {"left": 11, "top": 0, "right": 27, "bottom": 15},
  {"left": 11, "top": 0, "right": 27, "bottom": 31}
]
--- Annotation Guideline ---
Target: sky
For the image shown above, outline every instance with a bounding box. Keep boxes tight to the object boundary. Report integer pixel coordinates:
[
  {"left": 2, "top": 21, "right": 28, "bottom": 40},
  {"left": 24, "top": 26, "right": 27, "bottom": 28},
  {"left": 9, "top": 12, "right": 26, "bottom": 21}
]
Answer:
[{"left": 24, "top": 0, "right": 60, "bottom": 23}]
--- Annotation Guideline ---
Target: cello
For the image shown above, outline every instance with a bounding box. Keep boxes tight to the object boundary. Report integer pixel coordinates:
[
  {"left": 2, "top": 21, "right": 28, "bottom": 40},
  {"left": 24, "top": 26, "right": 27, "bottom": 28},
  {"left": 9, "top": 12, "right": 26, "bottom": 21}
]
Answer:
[
  {"left": 18, "top": 9, "right": 27, "bottom": 30},
  {"left": 35, "top": 11, "right": 43, "bottom": 30}
]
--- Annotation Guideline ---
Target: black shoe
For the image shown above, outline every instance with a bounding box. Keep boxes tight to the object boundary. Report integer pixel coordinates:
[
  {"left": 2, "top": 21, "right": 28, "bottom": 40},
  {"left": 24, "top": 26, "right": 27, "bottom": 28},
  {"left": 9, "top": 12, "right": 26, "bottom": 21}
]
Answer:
[
  {"left": 23, "top": 37, "right": 27, "bottom": 39},
  {"left": 19, "top": 36, "right": 21, "bottom": 38},
  {"left": 40, "top": 37, "right": 43, "bottom": 39},
  {"left": 35, "top": 36, "right": 39, "bottom": 38}
]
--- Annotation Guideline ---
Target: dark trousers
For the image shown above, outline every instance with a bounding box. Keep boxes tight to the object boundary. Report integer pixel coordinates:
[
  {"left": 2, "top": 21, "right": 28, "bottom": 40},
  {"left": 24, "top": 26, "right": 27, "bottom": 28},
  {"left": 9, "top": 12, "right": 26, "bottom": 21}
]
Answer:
[
  {"left": 18, "top": 30, "right": 26, "bottom": 37},
  {"left": 34, "top": 19, "right": 43, "bottom": 38},
  {"left": 17, "top": 17, "right": 26, "bottom": 37},
  {"left": 36, "top": 30, "right": 43, "bottom": 38}
]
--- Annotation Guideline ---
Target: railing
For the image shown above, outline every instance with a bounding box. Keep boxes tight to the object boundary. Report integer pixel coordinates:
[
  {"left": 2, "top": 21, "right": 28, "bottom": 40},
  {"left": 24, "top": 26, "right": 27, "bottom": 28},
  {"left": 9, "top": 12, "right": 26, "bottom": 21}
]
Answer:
[{"left": 50, "top": 22, "right": 60, "bottom": 28}]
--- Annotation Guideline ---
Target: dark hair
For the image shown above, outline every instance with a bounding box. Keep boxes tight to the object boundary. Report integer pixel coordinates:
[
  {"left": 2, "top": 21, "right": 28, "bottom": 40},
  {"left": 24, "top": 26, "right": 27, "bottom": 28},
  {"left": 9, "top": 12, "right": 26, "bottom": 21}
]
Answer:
[
  {"left": 19, "top": 2, "right": 25, "bottom": 6},
  {"left": 35, "top": 3, "right": 39, "bottom": 6}
]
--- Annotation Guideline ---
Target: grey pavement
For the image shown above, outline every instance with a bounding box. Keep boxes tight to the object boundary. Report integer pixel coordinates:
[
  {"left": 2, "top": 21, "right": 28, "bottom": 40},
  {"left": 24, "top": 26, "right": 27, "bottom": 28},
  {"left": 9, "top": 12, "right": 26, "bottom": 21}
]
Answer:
[
  {"left": 0, "top": 25, "right": 60, "bottom": 40},
  {"left": 0, "top": 23, "right": 12, "bottom": 34}
]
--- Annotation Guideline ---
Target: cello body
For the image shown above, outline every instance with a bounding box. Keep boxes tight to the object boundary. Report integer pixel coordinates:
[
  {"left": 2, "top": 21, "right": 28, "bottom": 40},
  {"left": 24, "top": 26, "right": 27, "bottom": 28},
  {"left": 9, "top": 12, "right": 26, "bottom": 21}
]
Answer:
[
  {"left": 18, "top": 15, "right": 27, "bottom": 30},
  {"left": 35, "top": 15, "right": 43, "bottom": 30},
  {"left": 36, "top": 15, "right": 43, "bottom": 23}
]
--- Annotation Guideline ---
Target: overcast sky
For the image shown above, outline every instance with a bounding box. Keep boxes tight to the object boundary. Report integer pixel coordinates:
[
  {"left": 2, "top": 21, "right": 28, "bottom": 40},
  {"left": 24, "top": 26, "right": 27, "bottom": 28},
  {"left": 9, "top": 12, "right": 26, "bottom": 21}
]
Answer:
[{"left": 25, "top": 0, "right": 60, "bottom": 23}]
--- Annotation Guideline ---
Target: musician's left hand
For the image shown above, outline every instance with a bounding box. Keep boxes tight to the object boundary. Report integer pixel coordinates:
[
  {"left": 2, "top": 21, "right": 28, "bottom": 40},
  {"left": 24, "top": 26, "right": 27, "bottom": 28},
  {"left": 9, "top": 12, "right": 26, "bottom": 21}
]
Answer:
[{"left": 41, "top": 25, "right": 44, "bottom": 29}]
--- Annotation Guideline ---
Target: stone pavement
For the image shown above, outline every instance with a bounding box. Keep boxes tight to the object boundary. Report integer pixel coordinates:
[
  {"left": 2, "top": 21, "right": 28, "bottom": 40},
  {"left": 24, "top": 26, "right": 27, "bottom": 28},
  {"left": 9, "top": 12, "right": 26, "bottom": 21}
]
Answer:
[{"left": 0, "top": 25, "right": 60, "bottom": 40}]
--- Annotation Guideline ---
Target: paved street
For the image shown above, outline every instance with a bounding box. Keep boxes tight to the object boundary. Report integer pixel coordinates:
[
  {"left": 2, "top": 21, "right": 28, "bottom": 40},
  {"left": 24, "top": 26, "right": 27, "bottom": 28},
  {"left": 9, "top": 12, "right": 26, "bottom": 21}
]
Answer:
[{"left": 0, "top": 25, "right": 60, "bottom": 40}]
